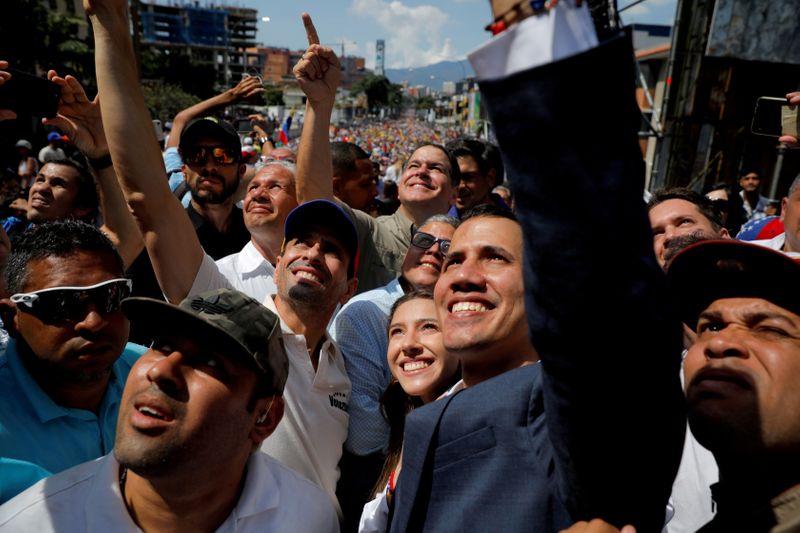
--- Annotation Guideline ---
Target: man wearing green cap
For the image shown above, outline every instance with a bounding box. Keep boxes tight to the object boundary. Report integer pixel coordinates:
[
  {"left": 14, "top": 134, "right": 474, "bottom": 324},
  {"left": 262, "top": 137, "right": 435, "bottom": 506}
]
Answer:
[{"left": 0, "top": 288, "right": 339, "bottom": 532}]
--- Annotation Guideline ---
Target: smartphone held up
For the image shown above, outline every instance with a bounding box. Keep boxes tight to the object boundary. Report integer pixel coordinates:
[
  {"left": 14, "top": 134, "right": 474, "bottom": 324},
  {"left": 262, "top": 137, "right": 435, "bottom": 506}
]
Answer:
[
  {"left": 751, "top": 96, "right": 799, "bottom": 138},
  {"left": 0, "top": 68, "right": 61, "bottom": 119}
]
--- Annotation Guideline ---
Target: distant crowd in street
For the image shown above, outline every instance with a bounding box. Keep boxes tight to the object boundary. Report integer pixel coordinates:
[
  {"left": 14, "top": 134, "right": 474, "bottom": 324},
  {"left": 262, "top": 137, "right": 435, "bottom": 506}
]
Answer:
[{"left": 1, "top": 1, "right": 800, "bottom": 532}]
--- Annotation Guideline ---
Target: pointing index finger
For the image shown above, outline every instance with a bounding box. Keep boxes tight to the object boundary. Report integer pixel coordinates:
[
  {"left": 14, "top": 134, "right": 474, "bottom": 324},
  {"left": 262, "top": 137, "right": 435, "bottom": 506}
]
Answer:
[{"left": 302, "top": 12, "right": 320, "bottom": 46}]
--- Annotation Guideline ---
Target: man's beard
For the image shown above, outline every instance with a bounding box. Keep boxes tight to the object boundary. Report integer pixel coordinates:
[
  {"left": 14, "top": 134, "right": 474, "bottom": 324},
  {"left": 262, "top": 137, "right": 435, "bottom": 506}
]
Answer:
[
  {"left": 190, "top": 173, "right": 239, "bottom": 205},
  {"left": 664, "top": 230, "right": 718, "bottom": 269}
]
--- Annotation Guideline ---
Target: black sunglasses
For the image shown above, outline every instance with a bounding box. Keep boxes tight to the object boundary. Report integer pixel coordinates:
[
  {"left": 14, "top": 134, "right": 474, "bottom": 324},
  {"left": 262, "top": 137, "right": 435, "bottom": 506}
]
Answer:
[
  {"left": 11, "top": 278, "right": 132, "bottom": 322},
  {"left": 411, "top": 231, "right": 451, "bottom": 255},
  {"left": 709, "top": 198, "right": 730, "bottom": 212},
  {"left": 183, "top": 146, "right": 238, "bottom": 166}
]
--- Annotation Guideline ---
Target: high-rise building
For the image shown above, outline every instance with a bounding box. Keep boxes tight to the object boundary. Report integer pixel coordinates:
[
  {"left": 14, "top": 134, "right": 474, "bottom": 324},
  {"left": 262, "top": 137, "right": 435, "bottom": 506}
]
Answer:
[
  {"left": 137, "top": 0, "right": 258, "bottom": 87},
  {"left": 375, "top": 39, "right": 385, "bottom": 77}
]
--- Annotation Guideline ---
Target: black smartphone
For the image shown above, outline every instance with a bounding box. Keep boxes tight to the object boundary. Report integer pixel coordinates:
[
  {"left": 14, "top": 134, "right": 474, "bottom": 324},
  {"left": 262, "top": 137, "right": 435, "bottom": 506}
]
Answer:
[
  {"left": 751, "top": 96, "right": 799, "bottom": 138},
  {"left": 0, "top": 68, "right": 61, "bottom": 118},
  {"left": 236, "top": 118, "right": 253, "bottom": 133}
]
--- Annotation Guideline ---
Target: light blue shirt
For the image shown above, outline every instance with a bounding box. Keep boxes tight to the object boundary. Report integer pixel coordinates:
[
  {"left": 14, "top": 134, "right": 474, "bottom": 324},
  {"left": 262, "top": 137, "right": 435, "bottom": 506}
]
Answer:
[
  {"left": 164, "top": 147, "right": 191, "bottom": 207},
  {"left": 0, "top": 339, "right": 146, "bottom": 503},
  {"left": 330, "top": 278, "right": 405, "bottom": 455}
]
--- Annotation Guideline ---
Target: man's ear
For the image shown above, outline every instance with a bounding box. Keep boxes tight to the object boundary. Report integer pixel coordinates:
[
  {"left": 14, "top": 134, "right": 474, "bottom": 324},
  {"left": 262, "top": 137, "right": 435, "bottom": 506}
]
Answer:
[
  {"left": 339, "top": 277, "right": 358, "bottom": 306},
  {"left": 719, "top": 227, "right": 731, "bottom": 239},
  {"left": 486, "top": 168, "right": 497, "bottom": 189},
  {"left": 0, "top": 298, "right": 19, "bottom": 337},
  {"left": 781, "top": 197, "right": 789, "bottom": 222},
  {"left": 332, "top": 176, "right": 343, "bottom": 197},
  {"left": 238, "top": 163, "right": 247, "bottom": 178},
  {"left": 250, "top": 396, "right": 284, "bottom": 446}
]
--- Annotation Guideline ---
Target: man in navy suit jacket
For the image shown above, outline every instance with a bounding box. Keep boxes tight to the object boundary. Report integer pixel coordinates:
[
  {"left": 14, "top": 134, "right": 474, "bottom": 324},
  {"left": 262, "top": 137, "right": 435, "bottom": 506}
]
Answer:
[{"left": 388, "top": 3, "right": 686, "bottom": 532}]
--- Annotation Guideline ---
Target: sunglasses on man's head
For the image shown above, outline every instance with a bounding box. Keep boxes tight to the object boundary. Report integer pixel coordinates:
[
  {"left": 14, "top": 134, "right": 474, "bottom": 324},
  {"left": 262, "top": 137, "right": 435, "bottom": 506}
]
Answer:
[
  {"left": 11, "top": 278, "right": 132, "bottom": 322},
  {"left": 183, "top": 146, "right": 238, "bottom": 166},
  {"left": 411, "top": 231, "right": 451, "bottom": 255}
]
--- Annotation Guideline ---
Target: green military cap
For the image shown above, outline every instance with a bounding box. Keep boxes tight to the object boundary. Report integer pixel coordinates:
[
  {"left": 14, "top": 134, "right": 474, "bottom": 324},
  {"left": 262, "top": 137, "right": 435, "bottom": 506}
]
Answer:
[{"left": 122, "top": 288, "right": 288, "bottom": 395}]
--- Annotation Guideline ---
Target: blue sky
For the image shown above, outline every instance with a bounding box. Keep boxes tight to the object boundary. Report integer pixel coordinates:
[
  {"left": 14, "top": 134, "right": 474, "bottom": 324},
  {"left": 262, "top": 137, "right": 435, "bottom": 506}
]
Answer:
[{"left": 246, "top": 0, "right": 677, "bottom": 69}]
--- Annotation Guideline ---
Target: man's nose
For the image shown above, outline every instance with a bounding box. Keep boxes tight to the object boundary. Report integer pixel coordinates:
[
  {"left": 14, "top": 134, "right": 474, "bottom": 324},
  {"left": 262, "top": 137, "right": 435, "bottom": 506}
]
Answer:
[
  {"left": 703, "top": 328, "right": 749, "bottom": 361},
  {"left": 146, "top": 350, "right": 187, "bottom": 395}
]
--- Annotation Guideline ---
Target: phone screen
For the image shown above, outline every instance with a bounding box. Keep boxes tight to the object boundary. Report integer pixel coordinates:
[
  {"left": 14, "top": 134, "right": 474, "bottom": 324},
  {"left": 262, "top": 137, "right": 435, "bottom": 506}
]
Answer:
[
  {"left": 237, "top": 118, "right": 253, "bottom": 133},
  {"left": 751, "top": 97, "right": 797, "bottom": 138},
  {"left": 0, "top": 68, "right": 61, "bottom": 118}
]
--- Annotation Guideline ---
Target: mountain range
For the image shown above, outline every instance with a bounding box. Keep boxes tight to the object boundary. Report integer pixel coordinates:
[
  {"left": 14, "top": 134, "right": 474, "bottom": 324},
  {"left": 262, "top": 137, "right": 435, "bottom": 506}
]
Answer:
[{"left": 385, "top": 60, "right": 475, "bottom": 91}]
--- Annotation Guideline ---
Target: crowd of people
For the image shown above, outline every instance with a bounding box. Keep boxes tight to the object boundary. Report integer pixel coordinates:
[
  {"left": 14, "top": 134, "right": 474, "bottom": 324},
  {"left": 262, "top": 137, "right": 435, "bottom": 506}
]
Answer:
[{"left": 0, "top": 0, "right": 799, "bottom": 532}]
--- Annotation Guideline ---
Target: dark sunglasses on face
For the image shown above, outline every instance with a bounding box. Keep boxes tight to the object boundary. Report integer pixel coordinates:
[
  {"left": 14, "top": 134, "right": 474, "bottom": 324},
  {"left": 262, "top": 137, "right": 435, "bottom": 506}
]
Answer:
[
  {"left": 11, "top": 278, "right": 133, "bottom": 322},
  {"left": 709, "top": 198, "right": 730, "bottom": 212},
  {"left": 183, "top": 146, "right": 238, "bottom": 166},
  {"left": 411, "top": 231, "right": 451, "bottom": 255}
]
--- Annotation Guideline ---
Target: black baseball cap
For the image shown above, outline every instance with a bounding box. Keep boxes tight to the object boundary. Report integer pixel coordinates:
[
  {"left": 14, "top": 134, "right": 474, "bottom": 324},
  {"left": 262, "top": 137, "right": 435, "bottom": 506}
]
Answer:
[
  {"left": 179, "top": 116, "right": 241, "bottom": 156},
  {"left": 667, "top": 240, "right": 800, "bottom": 329}
]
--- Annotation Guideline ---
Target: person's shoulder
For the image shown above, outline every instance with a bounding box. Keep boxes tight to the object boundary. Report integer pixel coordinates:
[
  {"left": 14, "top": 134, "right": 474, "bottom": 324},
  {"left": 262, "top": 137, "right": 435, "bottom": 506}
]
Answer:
[
  {"left": 340, "top": 202, "right": 374, "bottom": 231},
  {"left": 249, "top": 453, "right": 337, "bottom": 522},
  {"left": 339, "top": 280, "right": 397, "bottom": 310},
  {"left": 119, "top": 343, "right": 147, "bottom": 367},
  {"left": 257, "top": 453, "right": 329, "bottom": 495},
  {"left": 0, "top": 458, "right": 102, "bottom": 529}
]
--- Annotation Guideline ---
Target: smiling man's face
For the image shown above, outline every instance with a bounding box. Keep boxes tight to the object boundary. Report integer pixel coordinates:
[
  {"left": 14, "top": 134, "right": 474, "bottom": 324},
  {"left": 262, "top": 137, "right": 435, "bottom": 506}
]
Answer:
[
  {"left": 275, "top": 227, "right": 356, "bottom": 310},
  {"left": 398, "top": 145, "right": 454, "bottom": 213},
  {"left": 434, "top": 215, "right": 530, "bottom": 384}
]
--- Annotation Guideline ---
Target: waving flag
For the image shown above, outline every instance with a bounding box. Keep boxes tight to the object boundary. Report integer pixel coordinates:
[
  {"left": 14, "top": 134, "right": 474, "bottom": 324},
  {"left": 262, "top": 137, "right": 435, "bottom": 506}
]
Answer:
[{"left": 279, "top": 115, "right": 291, "bottom": 145}]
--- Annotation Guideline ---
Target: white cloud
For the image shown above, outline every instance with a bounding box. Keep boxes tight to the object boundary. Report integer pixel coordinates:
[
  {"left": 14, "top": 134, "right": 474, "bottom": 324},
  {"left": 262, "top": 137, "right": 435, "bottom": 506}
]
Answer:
[{"left": 350, "top": 0, "right": 456, "bottom": 68}]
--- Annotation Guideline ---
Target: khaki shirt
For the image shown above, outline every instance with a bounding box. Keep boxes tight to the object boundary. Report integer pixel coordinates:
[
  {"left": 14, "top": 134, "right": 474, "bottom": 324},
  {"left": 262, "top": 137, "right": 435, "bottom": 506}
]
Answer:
[{"left": 340, "top": 205, "right": 414, "bottom": 294}]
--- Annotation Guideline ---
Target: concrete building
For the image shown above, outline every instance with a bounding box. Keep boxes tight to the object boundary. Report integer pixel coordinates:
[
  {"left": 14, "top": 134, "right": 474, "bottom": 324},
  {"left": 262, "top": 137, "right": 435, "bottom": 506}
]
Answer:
[
  {"left": 651, "top": 0, "right": 800, "bottom": 196},
  {"left": 136, "top": 0, "right": 258, "bottom": 87}
]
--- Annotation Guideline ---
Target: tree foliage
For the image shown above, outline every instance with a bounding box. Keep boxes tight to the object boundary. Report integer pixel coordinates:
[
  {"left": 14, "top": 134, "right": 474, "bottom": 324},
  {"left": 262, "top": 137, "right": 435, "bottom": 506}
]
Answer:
[
  {"left": 139, "top": 48, "right": 218, "bottom": 100},
  {"left": 263, "top": 85, "right": 285, "bottom": 106},
  {"left": 415, "top": 95, "right": 437, "bottom": 110},
  {"left": 350, "top": 74, "right": 404, "bottom": 113},
  {"left": 142, "top": 81, "right": 200, "bottom": 124},
  {"left": 1, "top": 1, "right": 94, "bottom": 84}
]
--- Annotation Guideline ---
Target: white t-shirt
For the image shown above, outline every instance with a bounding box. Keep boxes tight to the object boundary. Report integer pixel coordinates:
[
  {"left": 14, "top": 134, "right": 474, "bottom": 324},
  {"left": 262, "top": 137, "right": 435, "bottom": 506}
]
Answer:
[
  {"left": 0, "top": 453, "right": 339, "bottom": 532},
  {"left": 188, "top": 241, "right": 277, "bottom": 302},
  {"left": 259, "top": 296, "right": 350, "bottom": 517}
]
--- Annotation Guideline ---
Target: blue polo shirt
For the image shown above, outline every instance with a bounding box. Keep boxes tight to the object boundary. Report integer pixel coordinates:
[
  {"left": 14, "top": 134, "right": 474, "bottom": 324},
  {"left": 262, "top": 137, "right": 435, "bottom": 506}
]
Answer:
[{"left": 0, "top": 339, "right": 146, "bottom": 504}]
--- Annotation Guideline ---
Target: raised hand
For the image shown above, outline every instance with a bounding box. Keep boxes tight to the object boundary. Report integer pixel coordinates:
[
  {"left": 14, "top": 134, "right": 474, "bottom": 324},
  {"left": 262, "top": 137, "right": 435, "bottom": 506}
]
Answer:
[
  {"left": 292, "top": 13, "right": 340, "bottom": 106},
  {"left": 43, "top": 71, "right": 108, "bottom": 159},
  {"left": 779, "top": 91, "right": 800, "bottom": 148},
  {"left": 247, "top": 113, "right": 272, "bottom": 136},
  {"left": 0, "top": 61, "right": 17, "bottom": 121},
  {"left": 227, "top": 75, "right": 264, "bottom": 103}
]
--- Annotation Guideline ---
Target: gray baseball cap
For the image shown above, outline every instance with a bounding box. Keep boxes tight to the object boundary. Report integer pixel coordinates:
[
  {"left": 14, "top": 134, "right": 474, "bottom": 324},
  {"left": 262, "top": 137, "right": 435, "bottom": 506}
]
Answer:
[{"left": 122, "top": 288, "right": 288, "bottom": 395}]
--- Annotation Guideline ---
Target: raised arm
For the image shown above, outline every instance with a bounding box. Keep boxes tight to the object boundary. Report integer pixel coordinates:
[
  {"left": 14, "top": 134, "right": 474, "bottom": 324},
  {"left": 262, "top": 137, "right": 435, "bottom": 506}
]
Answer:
[
  {"left": 0, "top": 61, "right": 16, "bottom": 121},
  {"left": 293, "top": 13, "right": 340, "bottom": 203},
  {"left": 42, "top": 71, "right": 144, "bottom": 269},
  {"left": 166, "top": 76, "right": 264, "bottom": 149},
  {"left": 778, "top": 91, "right": 800, "bottom": 147},
  {"left": 473, "top": 2, "right": 683, "bottom": 529},
  {"left": 85, "top": 0, "right": 204, "bottom": 302}
]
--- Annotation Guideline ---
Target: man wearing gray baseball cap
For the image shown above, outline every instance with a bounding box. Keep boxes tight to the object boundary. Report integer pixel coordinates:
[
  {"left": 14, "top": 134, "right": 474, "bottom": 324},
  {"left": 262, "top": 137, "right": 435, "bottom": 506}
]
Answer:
[{"left": 0, "top": 288, "right": 339, "bottom": 532}]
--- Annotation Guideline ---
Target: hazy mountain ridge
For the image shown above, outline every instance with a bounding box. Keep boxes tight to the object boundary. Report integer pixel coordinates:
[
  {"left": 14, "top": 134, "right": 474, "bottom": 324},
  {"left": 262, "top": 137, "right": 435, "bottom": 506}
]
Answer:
[{"left": 385, "top": 60, "right": 475, "bottom": 90}]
